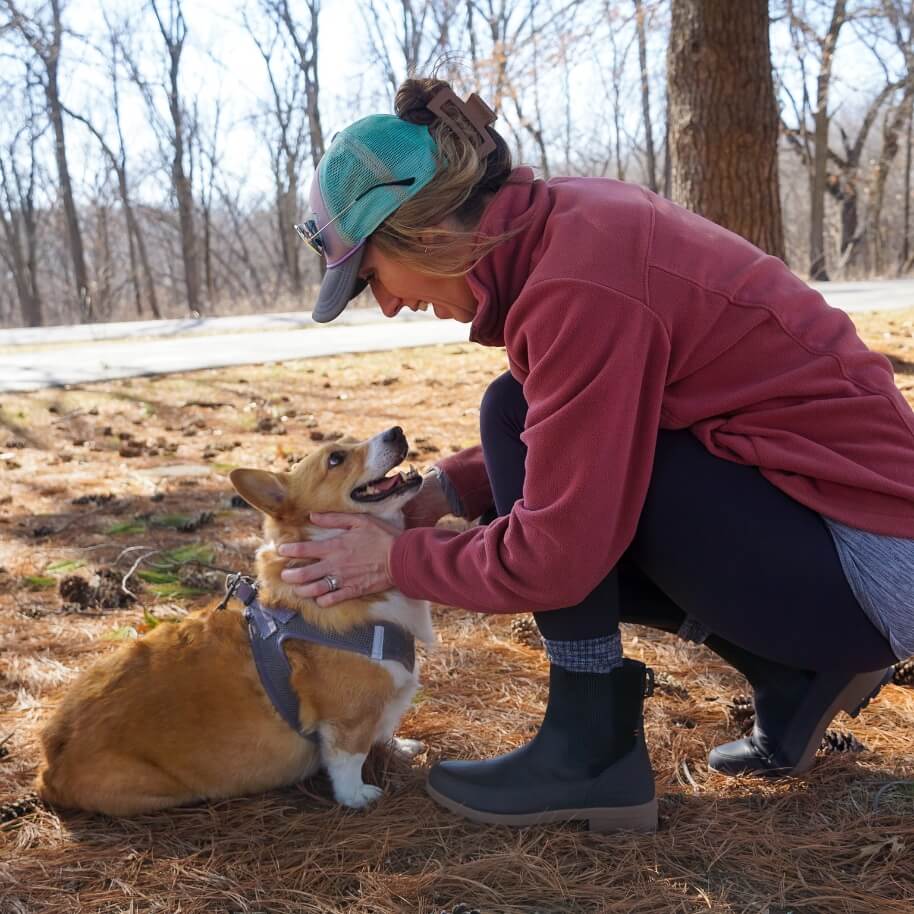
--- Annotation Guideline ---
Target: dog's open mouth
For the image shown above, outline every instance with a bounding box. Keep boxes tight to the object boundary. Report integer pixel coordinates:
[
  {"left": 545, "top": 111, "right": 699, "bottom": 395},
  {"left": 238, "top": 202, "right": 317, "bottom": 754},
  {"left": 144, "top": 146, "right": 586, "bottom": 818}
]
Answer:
[{"left": 351, "top": 467, "right": 422, "bottom": 503}]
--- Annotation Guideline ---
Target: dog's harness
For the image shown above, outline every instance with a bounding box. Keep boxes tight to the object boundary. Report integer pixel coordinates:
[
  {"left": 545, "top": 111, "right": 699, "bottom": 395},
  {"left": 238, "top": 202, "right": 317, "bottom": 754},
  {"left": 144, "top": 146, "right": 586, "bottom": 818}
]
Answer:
[{"left": 222, "top": 574, "right": 416, "bottom": 744}]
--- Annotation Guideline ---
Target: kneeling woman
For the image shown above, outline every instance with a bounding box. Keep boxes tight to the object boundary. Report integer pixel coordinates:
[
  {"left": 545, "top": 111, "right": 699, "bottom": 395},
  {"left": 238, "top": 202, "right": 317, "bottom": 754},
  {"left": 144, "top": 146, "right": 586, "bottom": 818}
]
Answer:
[{"left": 278, "top": 77, "right": 914, "bottom": 833}]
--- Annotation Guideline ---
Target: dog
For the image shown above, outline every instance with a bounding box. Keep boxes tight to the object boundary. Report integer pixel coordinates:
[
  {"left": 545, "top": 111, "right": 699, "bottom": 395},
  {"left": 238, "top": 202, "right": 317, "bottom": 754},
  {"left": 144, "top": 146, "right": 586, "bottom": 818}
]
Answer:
[{"left": 36, "top": 427, "right": 435, "bottom": 816}]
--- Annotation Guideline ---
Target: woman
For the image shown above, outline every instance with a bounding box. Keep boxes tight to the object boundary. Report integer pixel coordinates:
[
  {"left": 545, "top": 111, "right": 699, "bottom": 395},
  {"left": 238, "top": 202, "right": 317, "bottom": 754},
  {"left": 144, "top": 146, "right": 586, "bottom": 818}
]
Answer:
[{"left": 279, "top": 77, "right": 914, "bottom": 833}]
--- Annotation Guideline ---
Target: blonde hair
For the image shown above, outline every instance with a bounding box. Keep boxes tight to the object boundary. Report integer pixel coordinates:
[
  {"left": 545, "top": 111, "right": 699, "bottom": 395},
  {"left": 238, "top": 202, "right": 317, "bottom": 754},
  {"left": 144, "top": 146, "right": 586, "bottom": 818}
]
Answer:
[{"left": 371, "top": 77, "right": 520, "bottom": 277}]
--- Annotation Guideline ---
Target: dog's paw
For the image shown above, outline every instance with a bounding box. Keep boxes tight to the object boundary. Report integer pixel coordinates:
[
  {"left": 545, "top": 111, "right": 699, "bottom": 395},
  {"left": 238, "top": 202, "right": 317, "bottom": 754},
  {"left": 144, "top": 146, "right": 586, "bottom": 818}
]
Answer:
[
  {"left": 337, "top": 782, "right": 383, "bottom": 809},
  {"left": 389, "top": 737, "right": 425, "bottom": 759}
]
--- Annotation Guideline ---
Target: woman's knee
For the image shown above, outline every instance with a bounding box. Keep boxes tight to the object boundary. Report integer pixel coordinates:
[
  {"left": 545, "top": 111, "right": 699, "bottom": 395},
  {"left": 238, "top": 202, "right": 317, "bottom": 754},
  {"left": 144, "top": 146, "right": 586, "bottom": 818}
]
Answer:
[{"left": 480, "top": 371, "right": 526, "bottom": 446}]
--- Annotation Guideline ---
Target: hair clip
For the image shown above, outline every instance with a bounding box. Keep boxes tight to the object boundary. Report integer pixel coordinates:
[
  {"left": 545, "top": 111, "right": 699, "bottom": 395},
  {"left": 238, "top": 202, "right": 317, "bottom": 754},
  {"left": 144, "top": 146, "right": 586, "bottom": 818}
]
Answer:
[{"left": 427, "top": 87, "right": 497, "bottom": 158}]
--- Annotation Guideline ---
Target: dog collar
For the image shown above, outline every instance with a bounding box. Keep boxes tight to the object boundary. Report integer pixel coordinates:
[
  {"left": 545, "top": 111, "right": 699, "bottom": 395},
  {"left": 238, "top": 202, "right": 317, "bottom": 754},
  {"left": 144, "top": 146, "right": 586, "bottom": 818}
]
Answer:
[{"left": 226, "top": 576, "right": 416, "bottom": 742}]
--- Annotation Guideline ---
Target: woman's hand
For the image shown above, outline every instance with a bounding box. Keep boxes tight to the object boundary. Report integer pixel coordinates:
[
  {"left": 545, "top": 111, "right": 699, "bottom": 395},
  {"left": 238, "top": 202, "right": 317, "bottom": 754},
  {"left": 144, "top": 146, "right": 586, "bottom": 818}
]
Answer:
[
  {"left": 402, "top": 471, "right": 452, "bottom": 529},
  {"left": 278, "top": 513, "right": 400, "bottom": 607}
]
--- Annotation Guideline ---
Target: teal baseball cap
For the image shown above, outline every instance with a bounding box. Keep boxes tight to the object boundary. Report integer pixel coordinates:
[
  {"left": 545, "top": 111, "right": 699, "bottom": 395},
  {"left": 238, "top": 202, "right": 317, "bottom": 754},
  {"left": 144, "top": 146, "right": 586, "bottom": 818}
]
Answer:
[{"left": 296, "top": 114, "right": 440, "bottom": 322}]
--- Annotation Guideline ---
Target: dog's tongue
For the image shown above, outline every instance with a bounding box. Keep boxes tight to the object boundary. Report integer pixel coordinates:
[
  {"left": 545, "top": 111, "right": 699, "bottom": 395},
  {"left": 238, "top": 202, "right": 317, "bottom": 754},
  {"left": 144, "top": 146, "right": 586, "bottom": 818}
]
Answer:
[{"left": 375, "top": 473, "right": 402, "bottom": 493}]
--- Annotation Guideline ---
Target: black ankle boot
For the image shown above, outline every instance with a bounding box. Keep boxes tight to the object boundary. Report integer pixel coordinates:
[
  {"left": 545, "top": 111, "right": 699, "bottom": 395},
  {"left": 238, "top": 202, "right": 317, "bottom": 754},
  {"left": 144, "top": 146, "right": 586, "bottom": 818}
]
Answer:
[
  {"left": 425, "top": 660, "right": 657, "bottom": 833},
  {"left": 705, "top": 636, "right": 892, "bottom": 777}
]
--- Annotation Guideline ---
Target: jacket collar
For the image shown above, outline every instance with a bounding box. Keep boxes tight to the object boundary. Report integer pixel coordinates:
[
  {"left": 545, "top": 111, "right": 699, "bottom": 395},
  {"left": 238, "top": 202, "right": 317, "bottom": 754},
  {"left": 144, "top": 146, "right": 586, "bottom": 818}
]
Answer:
[{"left": 467, "top": 166, "right": 550, "bottom": 347}]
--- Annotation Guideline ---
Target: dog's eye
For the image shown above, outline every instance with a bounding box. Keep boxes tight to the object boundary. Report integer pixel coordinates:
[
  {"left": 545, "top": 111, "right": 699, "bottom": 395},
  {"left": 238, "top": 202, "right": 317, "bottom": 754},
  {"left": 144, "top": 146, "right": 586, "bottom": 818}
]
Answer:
[{"left": 327, "top": 451, "right": 346, "bottom": 468}]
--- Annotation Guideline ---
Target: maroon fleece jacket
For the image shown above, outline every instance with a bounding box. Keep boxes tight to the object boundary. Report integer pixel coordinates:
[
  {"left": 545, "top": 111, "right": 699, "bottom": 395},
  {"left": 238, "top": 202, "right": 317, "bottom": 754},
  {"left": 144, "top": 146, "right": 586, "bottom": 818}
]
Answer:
[{"left": 388, "top": 167, "right": 914, "bottom": 614}]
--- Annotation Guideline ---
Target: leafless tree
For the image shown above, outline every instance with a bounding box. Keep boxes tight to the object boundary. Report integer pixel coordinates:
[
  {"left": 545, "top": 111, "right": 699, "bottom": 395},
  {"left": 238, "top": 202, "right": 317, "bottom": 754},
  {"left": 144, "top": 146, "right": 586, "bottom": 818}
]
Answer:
[
  {"left": 0, "top": 113, "right": 43, "bottom": 326},
  {"left": 246, "top": 3, "right": 311, "bottom": 295},
  {"left": 2, "top": 0, "right": 90, "bottom": 316},
  {"left": 62, "top": 26, "right": 161, "bottom": 318},
  {"left": 149, "top": 0, "right": 201, "bottom": 315},
  {"left": 782, "top": 0, "right": 849, "bottom": 279},
  {"left": 783, "top": 77, "right": 904, "bottom": 270},
  {"left": 633, "top": 0, "right": 658, "bottom": 191},
  {"left": 360, "top": 0, "right": 459, "bottom": 101},
  {"left": 268, "top": 0, "right": 326, "bottom": 170}
]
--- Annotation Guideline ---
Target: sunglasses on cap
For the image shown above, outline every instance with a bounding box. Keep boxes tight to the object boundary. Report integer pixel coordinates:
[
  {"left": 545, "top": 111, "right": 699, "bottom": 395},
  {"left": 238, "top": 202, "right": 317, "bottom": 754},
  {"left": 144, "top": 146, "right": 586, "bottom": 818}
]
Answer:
[{"left": 294, "top": 176, "right": 418, "bottom": 260}]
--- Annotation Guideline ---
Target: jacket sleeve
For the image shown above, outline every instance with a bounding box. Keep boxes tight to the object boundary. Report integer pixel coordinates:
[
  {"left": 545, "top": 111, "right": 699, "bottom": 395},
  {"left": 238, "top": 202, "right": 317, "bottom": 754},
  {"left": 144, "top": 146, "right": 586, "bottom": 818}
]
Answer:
[{"left": 389, "top": 279, "right": 671, "bottom": 613}]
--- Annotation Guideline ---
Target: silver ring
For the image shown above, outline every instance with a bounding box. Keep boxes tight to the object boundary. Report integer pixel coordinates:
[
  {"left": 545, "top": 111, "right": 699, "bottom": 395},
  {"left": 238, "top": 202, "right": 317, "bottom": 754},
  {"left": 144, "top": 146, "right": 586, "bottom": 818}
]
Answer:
[{"left": 323, "top": 574, "right": 339, "bottom": 593}]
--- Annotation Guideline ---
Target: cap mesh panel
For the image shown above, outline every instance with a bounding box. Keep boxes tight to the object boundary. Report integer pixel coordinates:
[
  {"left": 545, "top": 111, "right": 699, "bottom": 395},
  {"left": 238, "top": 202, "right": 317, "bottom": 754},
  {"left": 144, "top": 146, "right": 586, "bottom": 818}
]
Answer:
[{"left": 319, "top": 115, "right": 439, "bottom": 247}]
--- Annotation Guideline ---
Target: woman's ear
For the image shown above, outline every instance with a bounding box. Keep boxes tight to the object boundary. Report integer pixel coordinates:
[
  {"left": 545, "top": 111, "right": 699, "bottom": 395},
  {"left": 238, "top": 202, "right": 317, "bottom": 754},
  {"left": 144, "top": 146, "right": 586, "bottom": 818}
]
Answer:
[{"left": 229, "top": 469, "right": 288, "bottom": 517}]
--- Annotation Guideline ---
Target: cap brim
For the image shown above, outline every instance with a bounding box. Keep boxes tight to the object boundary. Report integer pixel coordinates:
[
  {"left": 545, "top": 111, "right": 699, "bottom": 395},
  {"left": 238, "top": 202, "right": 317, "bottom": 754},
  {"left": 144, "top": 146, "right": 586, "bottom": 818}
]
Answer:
[{"left": 312, "top": 246, "right": 368, "bottom": 323}]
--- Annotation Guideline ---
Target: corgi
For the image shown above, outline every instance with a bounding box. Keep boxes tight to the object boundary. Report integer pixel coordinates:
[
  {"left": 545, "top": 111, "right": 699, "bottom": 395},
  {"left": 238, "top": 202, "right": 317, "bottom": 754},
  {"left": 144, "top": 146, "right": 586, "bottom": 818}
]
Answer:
[{"left": 36, "top": 427, "right": 435, "bottom": 816}]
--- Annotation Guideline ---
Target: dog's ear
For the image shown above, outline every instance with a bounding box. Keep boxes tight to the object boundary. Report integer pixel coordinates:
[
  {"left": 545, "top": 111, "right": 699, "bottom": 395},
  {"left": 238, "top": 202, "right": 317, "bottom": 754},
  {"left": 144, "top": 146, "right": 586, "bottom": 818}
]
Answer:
[{"left": 229, "top": 469, "right": 289, "bottom": 517}]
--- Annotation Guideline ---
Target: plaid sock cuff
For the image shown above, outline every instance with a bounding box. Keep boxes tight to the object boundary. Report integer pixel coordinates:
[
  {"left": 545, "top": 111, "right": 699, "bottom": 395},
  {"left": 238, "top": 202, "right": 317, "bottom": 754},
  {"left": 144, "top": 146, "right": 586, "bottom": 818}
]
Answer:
[
  {"left": 677, "top": 615, "right": 710, "bottom": 644},
  {"left": 542, "top": 631, "right": 623, "bottom": 673}
]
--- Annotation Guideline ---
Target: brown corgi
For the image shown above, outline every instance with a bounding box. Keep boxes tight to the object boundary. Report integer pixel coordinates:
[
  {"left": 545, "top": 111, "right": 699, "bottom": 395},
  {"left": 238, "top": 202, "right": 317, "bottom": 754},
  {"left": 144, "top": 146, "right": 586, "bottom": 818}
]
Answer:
[{"left": 36, "top": 427, "right": 435, "bottom": 816}]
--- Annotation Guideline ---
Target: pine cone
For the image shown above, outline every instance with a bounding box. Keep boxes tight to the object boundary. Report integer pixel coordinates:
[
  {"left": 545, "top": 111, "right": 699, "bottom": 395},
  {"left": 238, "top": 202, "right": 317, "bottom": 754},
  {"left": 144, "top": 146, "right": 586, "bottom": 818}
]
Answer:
[
  {"left": 509, "top": 616, "right": 542, "bottom": 649},
  {"left": 654, "top": 671, "right": 690, "bottom": 700},
  {"left": 91, "top": 569, "right": 133, "bottom": 609},
  {"left": 820, "top": 729, "right": 867, "bottom": 754},
  {"left": 892, "top": 657, "right": 914, "bottom": 687},
  {"left": 177, "top": 511, "right": 214, "bottom": 533},
  {"left": 729, "top": 694, "right": 755, "bottom": 735},
  {"left": 0, "top": 795, "right": 40, "bottom": 824},
  {"left": 59, "top": 575, "right": 93, "bottom": 608},
  {"left": 177, "top": 565, "right": 224, "bottom": 591}
]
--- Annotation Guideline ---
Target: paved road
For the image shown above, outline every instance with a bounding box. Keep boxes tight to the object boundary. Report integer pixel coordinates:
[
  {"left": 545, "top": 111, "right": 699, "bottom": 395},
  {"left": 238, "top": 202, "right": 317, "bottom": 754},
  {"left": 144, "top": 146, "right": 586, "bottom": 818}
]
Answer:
[
  {"left": 1, "top": 279, "right": 912, "bottom": 393},
  {"left": 0, "top": 302, "right": 409, "bottom": 347},
  {"left": 1, "top": 314, "right": 470, "bottom": 392}
]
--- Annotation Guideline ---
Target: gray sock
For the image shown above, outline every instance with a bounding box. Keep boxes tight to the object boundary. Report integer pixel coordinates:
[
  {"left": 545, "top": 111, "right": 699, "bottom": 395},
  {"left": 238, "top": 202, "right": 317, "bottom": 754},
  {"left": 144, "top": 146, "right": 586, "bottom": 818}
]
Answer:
[{"left": 542, "top": 631, "right": 623, "bottom": 673}]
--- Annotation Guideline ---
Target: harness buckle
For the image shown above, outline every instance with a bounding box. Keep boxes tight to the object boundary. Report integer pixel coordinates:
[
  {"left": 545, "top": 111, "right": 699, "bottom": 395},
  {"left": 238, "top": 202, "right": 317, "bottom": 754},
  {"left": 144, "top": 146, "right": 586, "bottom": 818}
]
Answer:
[{"left": 216, "top": 572, "right": 258, "bottom": 611}]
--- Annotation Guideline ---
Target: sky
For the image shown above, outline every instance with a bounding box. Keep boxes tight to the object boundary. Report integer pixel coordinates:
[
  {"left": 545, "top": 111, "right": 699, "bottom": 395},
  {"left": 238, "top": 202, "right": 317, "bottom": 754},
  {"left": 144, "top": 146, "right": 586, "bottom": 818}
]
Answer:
[{"left": 9, "top": 0, "right": 908, "bottom": 206}]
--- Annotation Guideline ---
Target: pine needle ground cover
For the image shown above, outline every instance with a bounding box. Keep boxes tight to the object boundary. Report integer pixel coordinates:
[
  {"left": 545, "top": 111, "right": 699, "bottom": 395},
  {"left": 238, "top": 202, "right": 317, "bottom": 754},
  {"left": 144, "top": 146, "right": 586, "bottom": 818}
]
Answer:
[{"left": 2, "top": 311, "right": 914, "bottom": 914}]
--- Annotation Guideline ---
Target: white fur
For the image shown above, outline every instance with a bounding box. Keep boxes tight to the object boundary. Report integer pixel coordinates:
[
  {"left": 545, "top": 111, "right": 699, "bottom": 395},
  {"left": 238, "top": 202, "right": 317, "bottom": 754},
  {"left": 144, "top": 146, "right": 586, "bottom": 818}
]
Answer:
[
  {"left": 321, "top": 741, "right": 382, "bottom": 809},
  {"left": 367, "top": 591, "right": 436, "bottom": 646},
  {"left": 389, "top": 737, "right": 425, "bottom": 759}
]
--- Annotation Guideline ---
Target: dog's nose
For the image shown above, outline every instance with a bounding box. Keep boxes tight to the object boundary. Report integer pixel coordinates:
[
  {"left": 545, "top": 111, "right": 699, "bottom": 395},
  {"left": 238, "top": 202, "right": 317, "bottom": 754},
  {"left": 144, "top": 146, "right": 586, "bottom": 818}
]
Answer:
[{"left": 383, "top": 426, "right": 405, "bottom": 445}]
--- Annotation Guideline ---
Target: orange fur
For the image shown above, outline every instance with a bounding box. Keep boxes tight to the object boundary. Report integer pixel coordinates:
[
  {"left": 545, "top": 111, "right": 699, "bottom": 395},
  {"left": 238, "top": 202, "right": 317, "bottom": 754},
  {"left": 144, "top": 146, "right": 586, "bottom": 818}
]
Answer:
[{"left": 36, "top": 432, "right": 433, "bottom": 816}]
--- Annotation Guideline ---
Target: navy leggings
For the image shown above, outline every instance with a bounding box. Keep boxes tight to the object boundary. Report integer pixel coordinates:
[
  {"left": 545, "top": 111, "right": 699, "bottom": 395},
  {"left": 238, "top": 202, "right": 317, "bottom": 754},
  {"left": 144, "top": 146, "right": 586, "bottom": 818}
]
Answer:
[{"left": 479, "top": 371, "right": 896, "bottom": 673}]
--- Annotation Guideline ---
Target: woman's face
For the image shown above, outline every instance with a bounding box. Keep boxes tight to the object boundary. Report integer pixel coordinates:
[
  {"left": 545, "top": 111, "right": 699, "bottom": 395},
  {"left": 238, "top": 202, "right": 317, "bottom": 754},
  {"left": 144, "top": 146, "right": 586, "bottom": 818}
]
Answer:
[{"left": 358, "top": 241, "right": 478, "bottom": 323}]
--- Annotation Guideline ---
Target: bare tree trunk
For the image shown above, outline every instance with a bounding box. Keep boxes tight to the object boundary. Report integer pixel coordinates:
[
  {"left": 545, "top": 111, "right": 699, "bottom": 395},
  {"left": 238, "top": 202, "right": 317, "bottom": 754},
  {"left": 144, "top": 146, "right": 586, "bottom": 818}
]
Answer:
[
  {"left": 152, "top": 0, "right": 201, "bottom": 316},
  {"left": 784, "top": 74, "right": 901, "bottom": 274},
  {"left": 668, "top": 0, "right": 784, "bottom": 258},
  {"left": 247, "top": 7, "right": 307, "bottom": 296},
  {"left": 61, "top": 96, "right": 162, "bottom": 319},
  {"left": 634, "top": 0, "right": 657, "bottom": 191},
  {"left": 94, "top": 197, "right": 113, "bottom": 318},
  {"left": 805, "top": 0, "right": 846, "bottom": 280},
  {"left": 3, "top": 0, "right": 91, "bottom": 317},
  {"left": 47, "top": 67, "right": 90, "bottom": 315},
  {"left": 871, "top": 83, "right": 914, "bottom": 275},
  {"left": 0, "top": 151, "right": 42, "bottom": 326},
  {"left": 274, "top": 0, "right": 325, "bottom": 169},
  {"left": 901, "top": 90, "right": 913, "bottom": 273}
]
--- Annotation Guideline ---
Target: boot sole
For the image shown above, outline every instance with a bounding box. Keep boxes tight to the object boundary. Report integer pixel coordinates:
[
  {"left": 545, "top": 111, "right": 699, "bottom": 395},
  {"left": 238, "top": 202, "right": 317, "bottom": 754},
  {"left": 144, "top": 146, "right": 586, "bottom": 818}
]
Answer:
[
  {"left": 710, "top": 667, "right": 893, "bottom": 778},
  {"left": 426, "top": 782, "right": 658, "bottom": 833}
]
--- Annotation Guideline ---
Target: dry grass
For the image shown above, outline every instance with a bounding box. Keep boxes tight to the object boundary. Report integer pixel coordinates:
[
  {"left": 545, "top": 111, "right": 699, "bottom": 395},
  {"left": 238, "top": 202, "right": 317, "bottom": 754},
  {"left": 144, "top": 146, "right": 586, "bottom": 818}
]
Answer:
[{"left": 2, "top": 314, "right": 914, "bottom": 914}]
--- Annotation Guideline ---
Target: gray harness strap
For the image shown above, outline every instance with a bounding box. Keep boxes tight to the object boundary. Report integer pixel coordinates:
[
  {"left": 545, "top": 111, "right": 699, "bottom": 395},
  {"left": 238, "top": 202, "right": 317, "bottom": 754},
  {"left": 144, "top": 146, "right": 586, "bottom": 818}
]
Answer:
[{"left": 232, "top": 580, "right": 415, "bottom": 743}]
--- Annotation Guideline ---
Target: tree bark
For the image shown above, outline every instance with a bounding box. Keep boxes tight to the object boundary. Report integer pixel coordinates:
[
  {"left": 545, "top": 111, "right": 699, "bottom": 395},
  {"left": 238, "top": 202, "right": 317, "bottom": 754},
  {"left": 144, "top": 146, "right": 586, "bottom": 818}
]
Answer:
[
  {"left": 634, "top": 0, "right": 657, "bottom": 191},
  {"left": 805, "top": 0, "right": 846, "bottom": 280},
  {"left": 871, "top": 82, "right": 914, "bottom": 275},
  {"left": 901, "top": 91, "right": 913, "bottom": 273},
  {"left": 0, "top": 153, "right": 42, "bottom": 326},
  {"left": 667, "top": 0, "right": 784, "bottom": 259}
]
